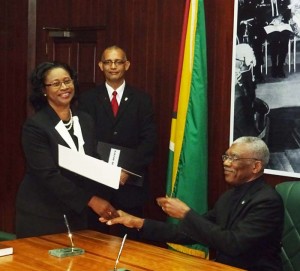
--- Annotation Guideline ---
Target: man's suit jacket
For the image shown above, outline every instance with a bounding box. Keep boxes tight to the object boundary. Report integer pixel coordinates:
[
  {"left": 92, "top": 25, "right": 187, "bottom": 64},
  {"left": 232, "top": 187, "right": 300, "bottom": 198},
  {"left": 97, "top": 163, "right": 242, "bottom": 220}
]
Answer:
[
  {"left": 141, "top": 177, "right": 284, "bottom": 271},
  {"left": 16, "top": 105, "right": 110, "bottom": 235},
  {"left": 78, "top": 84, "right": 157, "bottom": 209}
]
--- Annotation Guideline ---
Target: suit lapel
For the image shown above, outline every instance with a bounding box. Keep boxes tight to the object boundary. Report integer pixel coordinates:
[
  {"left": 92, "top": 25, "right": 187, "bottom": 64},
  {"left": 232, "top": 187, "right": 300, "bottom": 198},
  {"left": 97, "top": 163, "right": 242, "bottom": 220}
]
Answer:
[
  {"left": 45, "top": 106, "right": 85, "bottom": 153},
  {"left": 98, "top": 85, "right": 116, "bottom": 121},
  {"left": 227, "top": 178, "right": 264, "bottom": 228},
  {"left": 55, "top": 121, "right": 78, "bottom": 151},
  {"left": 227, "top": 194, "right": 249, "bottom": 228},
  {"left": 116, "top": 86, "right": 133, "bottom": 119}
]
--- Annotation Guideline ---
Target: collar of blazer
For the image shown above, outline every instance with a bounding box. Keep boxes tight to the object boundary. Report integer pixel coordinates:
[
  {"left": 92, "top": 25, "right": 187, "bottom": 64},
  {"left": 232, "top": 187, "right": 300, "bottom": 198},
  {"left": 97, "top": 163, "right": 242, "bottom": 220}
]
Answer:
[
  {"left": 117, "top": 87, "right": 133, "bottom": 117},
  {"left": 55, "top": 116, "right": 85, "bottom": 153}
]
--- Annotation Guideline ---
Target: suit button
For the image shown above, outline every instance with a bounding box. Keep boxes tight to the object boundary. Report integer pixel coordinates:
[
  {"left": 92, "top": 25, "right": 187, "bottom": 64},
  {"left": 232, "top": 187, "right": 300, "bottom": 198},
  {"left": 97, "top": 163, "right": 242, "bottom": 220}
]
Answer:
[{"left": 113, "top": 131, "right": 118, "bottom": 135}]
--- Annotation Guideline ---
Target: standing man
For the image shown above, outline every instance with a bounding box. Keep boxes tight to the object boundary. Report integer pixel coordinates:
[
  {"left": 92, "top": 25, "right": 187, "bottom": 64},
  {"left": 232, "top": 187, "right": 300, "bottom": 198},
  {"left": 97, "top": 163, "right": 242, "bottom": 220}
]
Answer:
[
  {"left": 78, "top": 45, "right": 157, "bottom": 239},
  {"left": 103, "top": 137, "right": 284, "bottom": 271}
]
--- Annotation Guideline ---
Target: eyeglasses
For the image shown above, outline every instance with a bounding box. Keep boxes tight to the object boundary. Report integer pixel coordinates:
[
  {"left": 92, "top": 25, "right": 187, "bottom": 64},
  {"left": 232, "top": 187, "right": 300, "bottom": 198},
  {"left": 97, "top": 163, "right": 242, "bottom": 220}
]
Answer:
[
  {"left": 222, "top": 154, "right": 260, "bottom": 163},
  {"left": 44, "top": 79, "right": 73, "bottom": 89},
  {"left": 101, "top": 59, "right": 126, "bottom": 67}
]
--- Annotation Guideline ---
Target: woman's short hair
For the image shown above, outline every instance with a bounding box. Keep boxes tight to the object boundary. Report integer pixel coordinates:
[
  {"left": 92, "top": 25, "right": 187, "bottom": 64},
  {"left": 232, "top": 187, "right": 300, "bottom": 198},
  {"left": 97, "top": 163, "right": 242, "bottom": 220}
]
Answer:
[{"left": 29, "top": 61, "right": 78, "bottom": 111}]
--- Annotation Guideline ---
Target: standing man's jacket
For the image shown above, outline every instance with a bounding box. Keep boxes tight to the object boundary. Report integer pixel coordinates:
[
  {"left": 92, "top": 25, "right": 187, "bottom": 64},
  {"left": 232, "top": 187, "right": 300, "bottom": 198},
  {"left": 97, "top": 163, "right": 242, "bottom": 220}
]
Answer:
[{"left": 78, "top": 83, "right": 157, "bottom": 208}]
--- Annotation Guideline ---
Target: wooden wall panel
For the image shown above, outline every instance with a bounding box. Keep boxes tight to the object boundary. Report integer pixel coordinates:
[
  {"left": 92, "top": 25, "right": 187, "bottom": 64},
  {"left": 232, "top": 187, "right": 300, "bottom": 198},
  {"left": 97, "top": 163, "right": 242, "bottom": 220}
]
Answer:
[
  {"left": 35, "top": 0, "right": 71, "bottom": 65},
  {"left": 53, "top": 43, "right": 72, "bottom": 63},
  {"left": 77, "top": 43, "right": 97, "bottom": 85},
  {"left": 0, "top": 0, "right": 28, "bottom": 232},
  {"left": 70, "top": 0, "right": 108, "bottom": 27},
  {"left": 205, "top": 0, "right": 236, "bottom": 206},
  {"left": 32, "top": 0, "right": 185, "bottom": 222},
  {"left": 103, "top": 0, "right": 186, "bottom": 219},
  {"left": 1, "top": 0, "right": 297, "bottom": 234}
]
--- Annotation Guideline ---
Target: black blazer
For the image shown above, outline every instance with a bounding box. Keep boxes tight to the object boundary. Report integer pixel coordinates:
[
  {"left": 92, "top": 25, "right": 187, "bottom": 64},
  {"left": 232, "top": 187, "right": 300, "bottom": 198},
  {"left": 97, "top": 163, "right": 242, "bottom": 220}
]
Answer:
[
  {"left": 78, "top": 83, "right": 157, "bottom": 209},
  {"left": 16, "top": 106, "right": 110, "bottom": 235},
  {"left": 141, "top": 177, "right": 284, "bottom": 271}
]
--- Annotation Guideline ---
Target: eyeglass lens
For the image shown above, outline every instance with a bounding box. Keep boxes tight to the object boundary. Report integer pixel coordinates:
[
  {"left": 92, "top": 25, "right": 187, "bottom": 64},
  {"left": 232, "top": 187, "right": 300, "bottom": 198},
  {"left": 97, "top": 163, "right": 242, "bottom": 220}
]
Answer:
[{"left": 102, "top": 59, "right": 126, "bottom": 66}]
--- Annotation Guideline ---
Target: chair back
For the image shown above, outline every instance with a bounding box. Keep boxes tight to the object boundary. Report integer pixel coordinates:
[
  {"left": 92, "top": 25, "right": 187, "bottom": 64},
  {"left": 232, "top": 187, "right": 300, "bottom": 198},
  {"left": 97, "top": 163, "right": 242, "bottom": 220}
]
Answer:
[
  {"left": 0, "top": 231, "right": 16, "bottom": 241},
  {"left": 276, "top": 181, "right": 300, "bottom": 271}
]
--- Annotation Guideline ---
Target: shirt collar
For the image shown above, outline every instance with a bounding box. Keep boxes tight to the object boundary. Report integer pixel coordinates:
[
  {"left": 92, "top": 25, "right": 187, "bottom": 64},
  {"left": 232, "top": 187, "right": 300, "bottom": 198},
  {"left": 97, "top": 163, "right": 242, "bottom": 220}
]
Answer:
[{"left": 106, "top": 81, "right": 125, "bottom": 103}]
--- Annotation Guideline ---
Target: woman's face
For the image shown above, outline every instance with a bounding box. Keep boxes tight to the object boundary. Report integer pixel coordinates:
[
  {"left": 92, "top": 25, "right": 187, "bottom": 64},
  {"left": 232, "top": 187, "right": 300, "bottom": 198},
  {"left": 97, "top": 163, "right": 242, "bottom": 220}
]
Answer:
[{"left": 43, "top": 67, "right": 75, "bottom": 110}]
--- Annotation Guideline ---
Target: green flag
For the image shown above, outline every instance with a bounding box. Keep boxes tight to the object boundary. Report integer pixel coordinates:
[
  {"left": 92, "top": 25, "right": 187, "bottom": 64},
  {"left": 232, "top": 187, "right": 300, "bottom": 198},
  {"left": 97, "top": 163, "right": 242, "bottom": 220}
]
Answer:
[{"left": 166, "top": 0, "right": 208, "bottom": 258}]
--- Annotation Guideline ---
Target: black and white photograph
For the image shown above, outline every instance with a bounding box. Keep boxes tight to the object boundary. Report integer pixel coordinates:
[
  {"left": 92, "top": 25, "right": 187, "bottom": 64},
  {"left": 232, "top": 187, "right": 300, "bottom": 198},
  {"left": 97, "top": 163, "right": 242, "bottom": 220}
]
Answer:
[{"left": 230, "top": 0, "right": 300, "bottom": 177}]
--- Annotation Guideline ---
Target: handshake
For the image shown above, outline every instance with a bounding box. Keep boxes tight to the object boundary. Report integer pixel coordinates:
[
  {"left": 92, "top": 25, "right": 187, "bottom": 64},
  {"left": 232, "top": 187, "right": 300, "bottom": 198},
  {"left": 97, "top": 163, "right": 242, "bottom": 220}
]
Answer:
[{"left": 99, "top": 197, "right": 191, "bottom": 230}]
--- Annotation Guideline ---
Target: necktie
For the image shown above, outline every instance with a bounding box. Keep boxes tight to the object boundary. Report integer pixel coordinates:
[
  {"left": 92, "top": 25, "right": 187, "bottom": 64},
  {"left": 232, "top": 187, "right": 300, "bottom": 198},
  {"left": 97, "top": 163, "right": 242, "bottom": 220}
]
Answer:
[{"left": 111, "top": 91, "right": 119, "bottom": 116}]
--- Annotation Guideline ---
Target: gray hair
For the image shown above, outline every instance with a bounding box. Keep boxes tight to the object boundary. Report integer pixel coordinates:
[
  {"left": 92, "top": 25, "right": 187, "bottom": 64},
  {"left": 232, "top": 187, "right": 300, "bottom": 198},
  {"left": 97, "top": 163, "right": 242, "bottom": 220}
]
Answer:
[{"left": 233, "top": 136, "right": 270, "bottom": 167}]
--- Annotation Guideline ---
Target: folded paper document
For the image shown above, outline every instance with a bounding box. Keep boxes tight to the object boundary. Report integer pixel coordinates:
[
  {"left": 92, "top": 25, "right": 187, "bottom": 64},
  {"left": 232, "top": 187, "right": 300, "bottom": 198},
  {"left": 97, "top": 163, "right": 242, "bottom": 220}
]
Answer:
[
  {"left": 58, "top": 144, "right": 121, "bottom": 189},
  {"left": 97, "top": 142, "right": 143, "bottom": 187}
]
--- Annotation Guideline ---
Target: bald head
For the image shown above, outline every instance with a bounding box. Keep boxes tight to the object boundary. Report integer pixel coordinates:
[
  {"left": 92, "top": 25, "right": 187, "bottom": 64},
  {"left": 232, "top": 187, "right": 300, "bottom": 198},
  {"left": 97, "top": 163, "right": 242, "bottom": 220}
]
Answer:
[{"left": 101, "top": 45, "right": 127, "bottom": 62}]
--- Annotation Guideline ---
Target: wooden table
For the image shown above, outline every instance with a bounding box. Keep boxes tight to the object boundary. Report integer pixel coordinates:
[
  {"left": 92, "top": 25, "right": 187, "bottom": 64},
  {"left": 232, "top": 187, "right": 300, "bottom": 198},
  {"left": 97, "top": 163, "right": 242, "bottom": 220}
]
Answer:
[{"left": 0, "top": 230, "right": 244, "bottom": 270}]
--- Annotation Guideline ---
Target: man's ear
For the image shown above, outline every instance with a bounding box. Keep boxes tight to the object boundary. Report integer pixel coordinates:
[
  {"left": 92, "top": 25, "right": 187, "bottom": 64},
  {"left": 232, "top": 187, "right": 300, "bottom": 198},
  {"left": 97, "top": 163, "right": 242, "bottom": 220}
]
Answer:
[
  {"left": 98, "top": 61, "right": 104, "bottom": 71},
  {"left": 125, "top": 60, "right": 130, "bottom": 71},
  {"left": 252, "top": 160, "right": 263, "bottom": 174}
]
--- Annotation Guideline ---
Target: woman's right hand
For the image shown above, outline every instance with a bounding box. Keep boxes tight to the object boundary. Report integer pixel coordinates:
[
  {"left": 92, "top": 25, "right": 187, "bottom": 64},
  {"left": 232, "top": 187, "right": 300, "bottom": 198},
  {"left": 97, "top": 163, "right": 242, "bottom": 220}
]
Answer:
[{"left": 88, "top": 196, "right": 119, "bottom": 220}]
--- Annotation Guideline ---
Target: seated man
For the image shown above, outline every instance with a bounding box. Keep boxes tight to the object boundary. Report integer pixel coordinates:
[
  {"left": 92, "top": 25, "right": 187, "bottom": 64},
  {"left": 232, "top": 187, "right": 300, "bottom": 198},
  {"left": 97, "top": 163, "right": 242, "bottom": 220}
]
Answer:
[{"left": 101, "top": 136, "right": 284, "bottom": 271}]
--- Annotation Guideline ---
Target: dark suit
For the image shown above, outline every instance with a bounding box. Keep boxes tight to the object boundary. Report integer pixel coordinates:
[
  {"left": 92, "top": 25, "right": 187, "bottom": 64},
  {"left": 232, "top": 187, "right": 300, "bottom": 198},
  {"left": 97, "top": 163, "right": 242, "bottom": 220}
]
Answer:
[
  {"left": 78, "top": 84, "right": 156, "bottom": 237},
  {"left": 141, "top": 177, "right": 284, "bottom": 271},
  {"left": 16, "top": 105, "right": 109, "bottom": 237}
]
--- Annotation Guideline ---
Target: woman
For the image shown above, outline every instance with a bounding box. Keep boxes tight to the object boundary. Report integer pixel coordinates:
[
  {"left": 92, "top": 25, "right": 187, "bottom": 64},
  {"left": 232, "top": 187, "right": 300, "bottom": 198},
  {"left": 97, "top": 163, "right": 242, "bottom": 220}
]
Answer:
[{"left": 16, "top": 62, "right": 118, "bottom": 238}]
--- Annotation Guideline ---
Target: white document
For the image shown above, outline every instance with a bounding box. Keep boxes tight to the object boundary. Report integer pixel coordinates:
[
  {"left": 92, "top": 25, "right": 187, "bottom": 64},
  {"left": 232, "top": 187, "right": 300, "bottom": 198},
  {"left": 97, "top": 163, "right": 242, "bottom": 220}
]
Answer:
[{"left": 58, "top": 144, "right": 121, "bottom": 189}]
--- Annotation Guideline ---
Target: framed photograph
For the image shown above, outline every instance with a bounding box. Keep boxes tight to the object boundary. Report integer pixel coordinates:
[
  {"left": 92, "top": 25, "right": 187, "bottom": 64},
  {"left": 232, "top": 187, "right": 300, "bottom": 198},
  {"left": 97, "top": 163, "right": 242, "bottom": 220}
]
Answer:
[{"left": 230, "top": 0, "right": 300, "bottom": 178}]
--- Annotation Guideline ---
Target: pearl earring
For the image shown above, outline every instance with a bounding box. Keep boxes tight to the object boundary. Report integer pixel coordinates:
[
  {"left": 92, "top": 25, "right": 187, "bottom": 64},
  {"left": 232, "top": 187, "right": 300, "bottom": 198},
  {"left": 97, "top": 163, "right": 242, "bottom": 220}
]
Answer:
[{"left": 44, "top": 93, "right": 47, "bottom": 96}]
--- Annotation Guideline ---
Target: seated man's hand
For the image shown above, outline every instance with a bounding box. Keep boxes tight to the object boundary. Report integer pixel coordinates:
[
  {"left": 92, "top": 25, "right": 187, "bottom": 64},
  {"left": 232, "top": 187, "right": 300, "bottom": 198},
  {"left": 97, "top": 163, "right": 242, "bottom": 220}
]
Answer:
[
  {"left": 100, "top": 210, "right": 145, "bottom": 230},
  {"left": 156, "top": 197, "right": 190, "bottom": 219}
]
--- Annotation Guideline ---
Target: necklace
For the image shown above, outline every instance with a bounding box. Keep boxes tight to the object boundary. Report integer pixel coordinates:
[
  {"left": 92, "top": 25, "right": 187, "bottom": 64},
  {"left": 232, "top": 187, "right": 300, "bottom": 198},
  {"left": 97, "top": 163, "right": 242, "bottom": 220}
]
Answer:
[{"left": 64, "top": 109, "right": 73, "bottom": 131}]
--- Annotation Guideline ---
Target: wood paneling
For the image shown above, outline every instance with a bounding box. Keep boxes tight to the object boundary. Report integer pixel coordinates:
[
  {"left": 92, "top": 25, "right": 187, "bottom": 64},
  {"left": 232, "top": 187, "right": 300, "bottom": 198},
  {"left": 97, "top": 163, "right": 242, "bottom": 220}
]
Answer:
[
  {"left": 43, "top": 27, "right": 104, "bottom": 93},
  {"left": 0, "top": 0, "right": 28, "bottom": 231},
  {"left": 103, "top": 0, "right": 185, "bottom": 219},
  {"left": 0, "top": 0, "right": 185, "bottom": 232},
  {"left": 205, "top": 0, "right": 236, "bottom": 206},
  {"left": 1, "top": 0, "right": 296, "bottom": 234},
  {"left": 70, "top": 0, "right": 108, "bottom": 27},
  {"left": 36, "top": 0, "right": 185, "bottom": 221},
  {"left": 35, "top": 0, "right": 71, "bottom": 65}
]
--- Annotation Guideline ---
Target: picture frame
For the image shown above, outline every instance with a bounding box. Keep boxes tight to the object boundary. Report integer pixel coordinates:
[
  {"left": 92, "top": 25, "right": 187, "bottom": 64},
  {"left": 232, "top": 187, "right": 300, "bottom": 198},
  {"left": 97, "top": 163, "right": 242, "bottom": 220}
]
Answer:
[{"left": 230, "top": 0, "right": 300, "bottom": 178}]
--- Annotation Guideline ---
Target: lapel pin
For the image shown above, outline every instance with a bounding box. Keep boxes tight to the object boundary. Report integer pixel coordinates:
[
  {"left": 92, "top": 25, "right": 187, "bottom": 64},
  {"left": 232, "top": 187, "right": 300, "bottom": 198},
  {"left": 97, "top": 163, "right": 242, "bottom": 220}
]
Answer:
[
  {"left": 241, "top": 200, "right": 245, "bottom": 205},
  {"left": 125, "top": 97, "right": 128, "bottom": 101}
]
